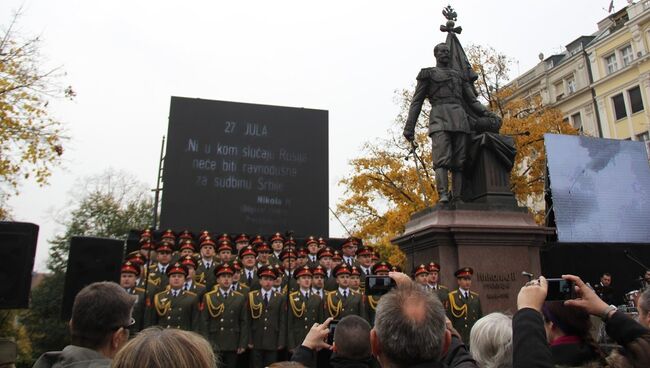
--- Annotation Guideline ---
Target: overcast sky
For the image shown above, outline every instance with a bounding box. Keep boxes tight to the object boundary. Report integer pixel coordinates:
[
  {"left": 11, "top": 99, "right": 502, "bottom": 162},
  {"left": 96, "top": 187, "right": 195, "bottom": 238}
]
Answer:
[{"left": 2, "top": 0, "right": 624, "bottom": 271}]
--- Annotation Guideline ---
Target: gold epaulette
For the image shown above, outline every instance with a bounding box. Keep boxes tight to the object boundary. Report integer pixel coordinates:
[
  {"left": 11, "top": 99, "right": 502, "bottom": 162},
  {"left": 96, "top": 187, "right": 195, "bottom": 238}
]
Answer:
[
  {"left": 449, "top": 290, "right": 458, "bottom": 295},
  {"left": 154, "top": 292, "right": 171, "bottom": 316},
  {"left": 289, "top": 291, "right": 299, "bottom": 297},
  {"left": 134, "top": 287, "right": 145, "bottom": 293},
  {"left": 470, "top": 291, "right": 479, "bottom": 296},
  {"left": 184, "top": 290, "right": 197, "bottom": 297},
  {"left": 289, "top": 291, "right": 306, "bottom": 317},
  {"left": 440, "top": 285, "right": 449, "bottom": 290},
  {"left": 448, "top": 292, "right": 467, "bottom": 318},
  {"left": 205, "top": 292, "right": 224, "bottom": 318},
  {"left": 196, "top": 282, "right": 205, "bottom": 287},
  {"left": 232, "top": 290, "right": 243, "bottom": 297}
]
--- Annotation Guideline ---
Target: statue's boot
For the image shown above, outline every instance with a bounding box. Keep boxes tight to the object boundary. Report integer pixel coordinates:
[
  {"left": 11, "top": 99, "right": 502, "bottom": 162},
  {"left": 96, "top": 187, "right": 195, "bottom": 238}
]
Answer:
[
  {"left": 435, "top": 168, "right": 450, "bottom": 203},
  {"left": 452, "top": 171, "right": 464, "bottom": 204}
]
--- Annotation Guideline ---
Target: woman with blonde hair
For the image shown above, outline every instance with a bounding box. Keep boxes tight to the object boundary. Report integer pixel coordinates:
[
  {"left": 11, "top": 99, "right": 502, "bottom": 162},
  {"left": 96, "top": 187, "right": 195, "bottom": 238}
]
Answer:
[{"left": 112, "top": 327, "right": 217, "bottom": 368}]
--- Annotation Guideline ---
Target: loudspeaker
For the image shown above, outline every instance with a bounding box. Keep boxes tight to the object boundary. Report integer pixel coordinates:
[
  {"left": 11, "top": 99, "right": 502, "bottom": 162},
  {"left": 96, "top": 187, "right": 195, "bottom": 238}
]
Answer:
[
  {"left": 61, "top": 236, "right": 124, "bottom": 320},
  {"left": 0, "top": 222, "right": 39, "bottom": 309}
]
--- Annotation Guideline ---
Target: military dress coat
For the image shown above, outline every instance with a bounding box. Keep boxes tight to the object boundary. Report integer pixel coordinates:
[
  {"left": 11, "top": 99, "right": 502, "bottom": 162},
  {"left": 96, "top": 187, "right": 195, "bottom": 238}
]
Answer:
[
  {"left": 126, "top": 286, "right": 146, "bottom": 335},
  {"left": 248, "top": 289, "right": 286, "bottom": 350},
  {"left": 287, "top": 290, "right": 323, "bottom": 349},
  {"left": 324, "top": 289, "right": 367, "bottom": 321},
  {"left": 195, "top": 259, "right": 217, "bottom": 291},
  {"left": 146, "top": 289, "right": 202, "bottom": 331},
  {"left": 201, "top": 289, "right": 249, "bottom": 352},
  {"left": 447, "top": 289, "right": 483, "bottom": 345}
]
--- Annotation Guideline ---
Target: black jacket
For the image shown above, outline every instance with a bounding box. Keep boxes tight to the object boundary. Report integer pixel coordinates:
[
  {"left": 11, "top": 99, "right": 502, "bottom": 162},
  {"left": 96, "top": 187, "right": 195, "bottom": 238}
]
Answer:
[{"left": 513, "top": 308, "right": 650, "bottom": 368}]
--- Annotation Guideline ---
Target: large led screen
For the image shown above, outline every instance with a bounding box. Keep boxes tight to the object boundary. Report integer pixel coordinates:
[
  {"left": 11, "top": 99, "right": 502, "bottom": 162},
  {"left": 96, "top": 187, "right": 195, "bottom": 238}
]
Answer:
[
  {"left": 160, "top": 97, "right": 328, "bottom": 236},
  {"left": 545, "top": 134, "right": 650, "bottom": 243}
]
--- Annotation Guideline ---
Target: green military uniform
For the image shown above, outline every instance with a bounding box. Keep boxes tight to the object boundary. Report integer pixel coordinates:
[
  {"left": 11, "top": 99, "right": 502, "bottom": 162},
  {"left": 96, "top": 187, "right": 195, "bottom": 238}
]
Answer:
[
  {"left": 430, "top": 284, "right": 450, "bottom": 308},
  {"left": 185, "top": 280, "right": 207, "bottom": 300},
  {"left": 241, "top": 268, "right": 261, "bottom": 291},
  {"left": 147, "top": 288, "right": 202, "bottom": 331},
  {"left": 447, "top": 289, "right": 482, "bottom": 345},
  {"left": 324, "top": 289, "right": 367, "bottom": 321},
  {"left": 323, "top": 271, "right": 338, "bottom": 291},
  {"left": 126, "top": 286, "right": 146, "bottom": 335},
  {"left": 248, "top": 288, "right": 286, "bottom": 368},
  {"left": 195, "top": 258, "right": 217, "bottom": 291},
  {"left": 231, "top": 281, "right": 250, "bottom": 296},
  {"left": 202, "top": 288, "right": 249, "bottom": 368},
  {"left": 365, "top": 294, "right": 381, "bottom": 326},
  {"left": 287, "top": 290, "right": 323, "bottom": 350},
  {"left": 146, "top": 263, "right": 170, "bottom": 295}
]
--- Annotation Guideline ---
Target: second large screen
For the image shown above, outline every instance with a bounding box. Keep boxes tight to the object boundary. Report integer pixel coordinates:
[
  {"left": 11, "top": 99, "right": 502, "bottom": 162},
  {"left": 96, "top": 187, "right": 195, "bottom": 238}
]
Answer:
[{"left": 160, "top": 97, "right": 329, "bottom": 236}]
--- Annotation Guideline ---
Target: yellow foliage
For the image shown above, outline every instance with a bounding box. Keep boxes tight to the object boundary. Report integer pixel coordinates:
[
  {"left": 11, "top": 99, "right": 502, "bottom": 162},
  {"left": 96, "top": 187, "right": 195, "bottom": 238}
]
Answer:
[{"left": 0, "top": 12, "right": 73, "bottom": 214}]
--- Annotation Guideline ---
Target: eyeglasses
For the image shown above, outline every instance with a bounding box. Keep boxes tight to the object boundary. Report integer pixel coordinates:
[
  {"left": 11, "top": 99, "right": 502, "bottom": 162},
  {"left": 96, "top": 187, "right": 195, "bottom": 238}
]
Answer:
[{"left": 112, "top": 318, "right": 136, "bottom": 331}]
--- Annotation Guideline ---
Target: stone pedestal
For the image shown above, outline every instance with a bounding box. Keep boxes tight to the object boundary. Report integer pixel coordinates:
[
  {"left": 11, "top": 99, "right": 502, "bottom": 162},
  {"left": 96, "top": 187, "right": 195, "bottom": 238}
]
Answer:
[{"left": 392, "top": 206, "right": 553, "bottom": 313}]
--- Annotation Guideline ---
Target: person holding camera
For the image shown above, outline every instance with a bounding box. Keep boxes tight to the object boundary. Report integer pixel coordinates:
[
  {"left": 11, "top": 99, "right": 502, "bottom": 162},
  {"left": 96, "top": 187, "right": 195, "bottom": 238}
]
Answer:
[{"left": 514, "top": 275, "right": 650, "bottom": 368}]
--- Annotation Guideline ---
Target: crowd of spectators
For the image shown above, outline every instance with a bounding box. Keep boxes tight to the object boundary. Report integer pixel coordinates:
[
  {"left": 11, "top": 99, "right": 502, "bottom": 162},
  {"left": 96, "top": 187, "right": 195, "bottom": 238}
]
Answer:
[{"left": 26, "top": 271, "right": 650, "bottom": 368}]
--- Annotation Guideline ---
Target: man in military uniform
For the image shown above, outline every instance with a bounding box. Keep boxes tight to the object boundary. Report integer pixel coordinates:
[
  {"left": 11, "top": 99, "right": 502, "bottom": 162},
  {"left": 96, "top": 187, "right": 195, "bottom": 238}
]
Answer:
[
  {"left": 280, "top": 250, "right": 299, "bottom": 293},
  {"left": 447, "top": 267, "right": 482, "bottom": 346},
  {"left": 230, "top": 260, "right": 250, "bottom": 295},
  {"left": 412, "top": 264, "right": 430, "bottom": 288},
  {"left": 234, "top": 233, "right": 250, "bottom": 254},
  {"left": 268, "top": 232, "right": 285, "bottom": 266},
  {"left": 356, "top": 245, "right": 374, "bottom": 286},
  {"left": 403, "top": 42, "right": 499, "bottom": 203},
  {"left": 178, "top": 239, "right": 196, "bottom": 259},
  {"left": 146, "top": 242, "right": 173, "bottom": 295},
  {"left": 180, "top": 255, "right": 207, "bottom": 299},
  {"left": 217, "top": 239, "right": 234, "bottom": 264},
  {"left": 365, "top": 261, "right": 392, "bottom": 325},
  {"left": 305, "top": 236, "right": 320, "bottom": 268},
  {"left": 349, "top": 266, "right": 362, "bottom": 293},
  {"left": 146, "top": 262, "right": 201, "bottom": 331},
  {"left": 255, "top": 241, "right": 273, "bottom": 269},
  {"left": 296, "top": 247, "right": 309, "bottom": 268},
  {"left": 202, "top": 263, "right": 248, "bottom": 368},
  {"left": 125, "top": 252, "right": 146, "bottom": 288},
  {"left": 340, "top": 237, "right": 360, "bottom": 268},
  {"left": 311, "top": 265, "right": 327, "bottom": 300},
  {"left": 271, "top": 264, "right": 285, "bottom": 294},
  {"left": 287, "top": 266, "right": 323, "bottom": 352},
  {"left": 317, "top": 247, "right": 338, "bottom": 291},
  {"left": 427, "top": 262, "right": 449, "bottom": 307},
  {"left": 196, "top": 236, "right": 218, "bottom": 291},
  {"left": 325, "top": 264, "right": 367, "bottom": 321},
  {"left": 332, "top": 250, "right": 343, "bottom": 268},
  {"left": 240, "top": 245, "right": 260, "bottom": 290},
  {"left": 119, "top": 260, "right": 145, "bottom": 335},
  {"left": 247, "top": 265, "right": 286, "bottom": 368}
]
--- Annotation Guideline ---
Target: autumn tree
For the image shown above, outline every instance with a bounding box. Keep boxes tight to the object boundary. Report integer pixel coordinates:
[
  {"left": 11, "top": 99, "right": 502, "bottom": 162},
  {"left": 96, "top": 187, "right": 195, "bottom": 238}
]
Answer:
[
  {"left": 20, "top": 169, "right": 153, "bottom": 363},
  {"left": 0, "top": 10, "right": 74, "bottom": 219},
  {"left": 336, "top": 44, "right": 577, "bottom": 262}
]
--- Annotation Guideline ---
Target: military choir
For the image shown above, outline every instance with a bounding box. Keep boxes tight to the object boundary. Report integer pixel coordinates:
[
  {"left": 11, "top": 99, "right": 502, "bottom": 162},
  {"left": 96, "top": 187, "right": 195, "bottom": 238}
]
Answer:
[{"left": 118, "top": 229, "right": 483, "bottom": 368}]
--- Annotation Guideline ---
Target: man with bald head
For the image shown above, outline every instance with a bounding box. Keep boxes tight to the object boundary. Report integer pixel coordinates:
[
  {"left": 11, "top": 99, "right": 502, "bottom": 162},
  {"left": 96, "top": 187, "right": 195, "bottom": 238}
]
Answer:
[{"left": 370, "top": 274, "right": 477, "bottom": 368}]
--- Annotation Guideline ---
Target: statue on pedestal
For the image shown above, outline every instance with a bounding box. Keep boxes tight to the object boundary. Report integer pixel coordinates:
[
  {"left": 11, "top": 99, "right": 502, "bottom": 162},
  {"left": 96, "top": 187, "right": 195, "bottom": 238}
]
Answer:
[{"left": 403, "top": 6, "right": 514, "bottom": 205}]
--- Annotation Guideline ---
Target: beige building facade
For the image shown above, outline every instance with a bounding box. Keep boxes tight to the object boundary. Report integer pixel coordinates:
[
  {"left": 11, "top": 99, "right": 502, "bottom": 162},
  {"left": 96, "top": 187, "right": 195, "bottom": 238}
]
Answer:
[{"left": 506, "top": 0, "right": 650, "bottom": 141}]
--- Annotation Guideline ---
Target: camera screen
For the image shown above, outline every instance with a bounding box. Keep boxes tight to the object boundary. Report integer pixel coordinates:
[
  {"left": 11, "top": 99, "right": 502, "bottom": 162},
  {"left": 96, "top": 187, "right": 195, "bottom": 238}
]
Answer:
[
  {"left": 365, "top": 276, "right": 396, "bottom": 295},
  {"left": 546, "top": 279, "right": 575, "bottom": 301}
]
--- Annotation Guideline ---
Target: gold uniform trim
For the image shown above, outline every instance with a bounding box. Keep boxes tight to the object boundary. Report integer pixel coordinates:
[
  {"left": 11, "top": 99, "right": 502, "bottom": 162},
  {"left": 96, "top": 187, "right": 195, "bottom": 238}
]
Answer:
[
  {"left": 289, "top": 291, "right": 306, "bottom": 318},
  {"left": 249, "top": 291, "right": 263, "bottom": 319},
  {"left": 205, "top": 292, "right": 225, "bottom": 318},
  {"left": 326, "top": 291, "right": 342, "bottom": 319},
  {"left": 448, "top": 291, "right": 467, "bottom": 318},
  {"left": 367, "top": 295, "right": 380, "bottom": 311},
  {"left": 154, "top": 293, "right": 171, "bottom": 316}
]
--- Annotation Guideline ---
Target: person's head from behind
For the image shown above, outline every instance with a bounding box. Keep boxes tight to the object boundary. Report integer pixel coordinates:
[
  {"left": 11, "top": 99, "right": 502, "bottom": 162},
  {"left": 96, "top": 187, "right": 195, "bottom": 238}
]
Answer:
[
  {"left": 469, "top": 313, "right": 513, "bottom": 368},
  {"left": 371, "top": 281, "right": 450, "bottom": 367},
  {"left": 112, "top": 327, "right": 216, "bottom": 368},
  {"left": 70, "top": 281, "right": 135, "bottom": 358},
  {"left": 333, "top": 315, "right": 372, "bottom": 360},
  {"left": 637, "top": 289, "right": 650, "bottom": 328},
  {"left": 542, "top": 301, "right": 591, "bottom": 343}
]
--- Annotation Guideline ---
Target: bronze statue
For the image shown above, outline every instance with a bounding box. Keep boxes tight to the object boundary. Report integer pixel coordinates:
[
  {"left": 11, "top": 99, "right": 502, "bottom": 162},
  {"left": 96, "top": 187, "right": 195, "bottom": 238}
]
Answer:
[{"left": 403, "top": 7, "right": 501, "bottom": 204}]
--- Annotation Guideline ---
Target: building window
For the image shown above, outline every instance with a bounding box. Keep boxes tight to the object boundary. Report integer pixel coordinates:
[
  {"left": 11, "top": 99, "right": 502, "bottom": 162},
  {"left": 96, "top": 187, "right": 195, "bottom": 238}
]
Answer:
[
  {"left": 637, "top": 131, "right": 650, "bottom": 141},
  {"left": 605, "top": 53, "right": 618, "bottom": 74},
  {"left": 612, "top": 93, "right": 627, "bottom": 120},
  {"left": 628, "top": 86, "right": 644, "bottom": 114},
  {"left": 566, "top": 77, "right": 576, "bottom": 94},
  {"left": 571, "top": 112, "right": 582, "bottom": 130},
  {"left": 621, "top": 44, "right": 634, "bottom": 67},
  {"left": 554, "top": 81, "right": 564, "bottom": 100}
]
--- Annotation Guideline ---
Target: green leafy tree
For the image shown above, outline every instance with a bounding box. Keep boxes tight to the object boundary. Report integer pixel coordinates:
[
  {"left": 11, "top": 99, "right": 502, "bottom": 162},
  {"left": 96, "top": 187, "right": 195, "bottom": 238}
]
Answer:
[
  {"left": 21, "top": 169, "right": 153, "bottom": 363},
  {"left": 0, "top": 10, "right": 75, "bottom": 219}
]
